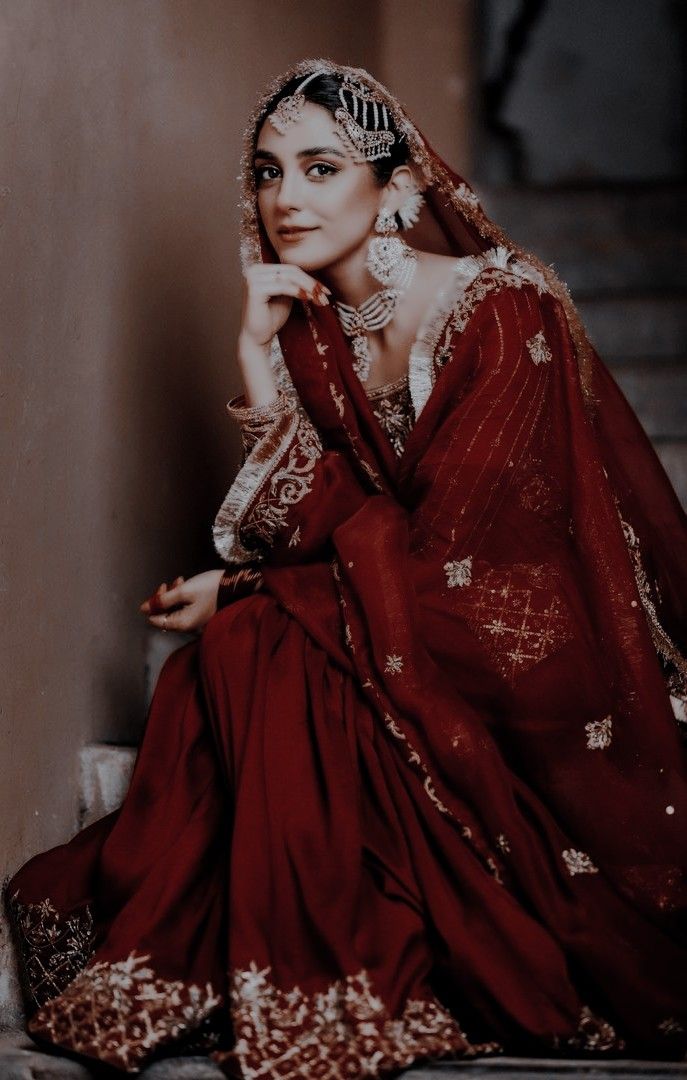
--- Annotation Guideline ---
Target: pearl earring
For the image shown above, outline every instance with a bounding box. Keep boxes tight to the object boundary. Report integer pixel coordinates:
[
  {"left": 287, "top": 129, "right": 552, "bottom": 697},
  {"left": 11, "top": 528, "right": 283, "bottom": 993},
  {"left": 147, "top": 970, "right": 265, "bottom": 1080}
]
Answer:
[{"left": 365, "top": 206, "right": 417, "bottom": 288}]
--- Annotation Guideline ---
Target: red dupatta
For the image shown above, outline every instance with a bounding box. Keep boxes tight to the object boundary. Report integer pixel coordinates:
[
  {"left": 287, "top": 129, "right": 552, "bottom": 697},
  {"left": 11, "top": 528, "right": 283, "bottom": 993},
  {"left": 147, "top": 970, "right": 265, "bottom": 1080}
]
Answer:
[{"left": 236, "top": 59, "right": 687, "bottom": 1053}]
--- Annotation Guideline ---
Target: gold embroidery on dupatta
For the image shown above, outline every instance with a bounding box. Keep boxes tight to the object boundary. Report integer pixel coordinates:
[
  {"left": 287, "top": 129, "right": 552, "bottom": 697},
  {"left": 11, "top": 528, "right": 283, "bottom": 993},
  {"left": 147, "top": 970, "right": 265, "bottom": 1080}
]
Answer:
[
  {"left": 7, "top": 893, "right": 94, "bottom": 1011},
  {"left": 452, "top": 562, "right": 573, "bottom": 686},
  {"left": 618, "top": 513, "right": 687, "bottom": 691},
  {"left": 526, "top": 329, "right": 552, "bottom": 365},
  {"left": 28, "top": 951, "right": 221, "bottom": 1073},
  {"left": 217, "top": 961, "right": 501, "bottom": 1079},
  {"left": 444, "top": 556, "right": 473, "bottom": 588},
  {"left": 384, "top": 654, "right": 404, "bottom": 675}
]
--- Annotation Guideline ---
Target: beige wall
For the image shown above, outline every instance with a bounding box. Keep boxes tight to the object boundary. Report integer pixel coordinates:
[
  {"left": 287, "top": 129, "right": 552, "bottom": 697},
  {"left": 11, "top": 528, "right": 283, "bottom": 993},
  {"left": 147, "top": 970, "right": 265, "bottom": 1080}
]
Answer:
[{"left": 0, "top": 0, "right": 475, "bottom": 1024}]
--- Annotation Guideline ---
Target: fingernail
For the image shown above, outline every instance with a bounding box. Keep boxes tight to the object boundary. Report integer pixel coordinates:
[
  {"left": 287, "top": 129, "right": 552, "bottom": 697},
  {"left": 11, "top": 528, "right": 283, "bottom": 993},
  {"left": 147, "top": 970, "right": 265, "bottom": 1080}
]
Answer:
[{"left": 314, "top": 285, "right": 329, "bottom": 305}]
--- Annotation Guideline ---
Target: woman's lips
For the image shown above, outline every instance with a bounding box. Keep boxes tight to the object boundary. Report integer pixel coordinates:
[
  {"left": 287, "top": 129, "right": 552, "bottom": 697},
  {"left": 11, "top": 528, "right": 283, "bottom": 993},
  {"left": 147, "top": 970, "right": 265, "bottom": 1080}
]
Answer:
[{"left": 278, "top": 227, "right": 318, "bottom": 243}]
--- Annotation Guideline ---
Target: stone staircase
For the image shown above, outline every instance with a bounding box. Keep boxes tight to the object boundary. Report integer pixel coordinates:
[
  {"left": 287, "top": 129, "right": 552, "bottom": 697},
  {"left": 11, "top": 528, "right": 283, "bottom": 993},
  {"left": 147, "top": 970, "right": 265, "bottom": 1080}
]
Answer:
[
  {"left": 1, "top": 184, "right": 685, "bottom": 1078},
  {"left": 480, "top": 183, "right": 687, "bottom": 508},
  {"left": 0, "top": 1031, "right": 685, "bottom": 1079}
]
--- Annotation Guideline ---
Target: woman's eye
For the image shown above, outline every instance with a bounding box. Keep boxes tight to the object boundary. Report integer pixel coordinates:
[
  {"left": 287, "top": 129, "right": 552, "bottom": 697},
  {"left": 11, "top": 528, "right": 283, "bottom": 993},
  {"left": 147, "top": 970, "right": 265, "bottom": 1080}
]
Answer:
[
  {"left": 308, "top": 163, "right": 338, "bottom": 179},
  {"left": 255, "top": 165, "right": 280, "bottom": 184}
]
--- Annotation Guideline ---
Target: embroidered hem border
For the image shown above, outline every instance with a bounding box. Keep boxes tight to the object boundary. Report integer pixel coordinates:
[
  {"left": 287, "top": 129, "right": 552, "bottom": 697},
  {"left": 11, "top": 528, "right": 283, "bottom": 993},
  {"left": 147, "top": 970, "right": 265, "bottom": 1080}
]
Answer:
[
  {"left": 6, "top": 892, "right": 95, "bottom": 1012},
  {"left": 212, "top": 961, "right": 501, "bottom": 1080},
  {"left": 27, "top": 951, "right": 222, "bottom": 1073}
]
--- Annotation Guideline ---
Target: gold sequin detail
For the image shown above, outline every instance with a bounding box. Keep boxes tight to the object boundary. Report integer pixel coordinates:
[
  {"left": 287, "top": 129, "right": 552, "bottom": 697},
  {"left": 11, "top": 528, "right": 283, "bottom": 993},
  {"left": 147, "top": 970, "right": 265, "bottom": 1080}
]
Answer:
[{"left": 452, "top": 562, "right": 573, "bottom": 686}]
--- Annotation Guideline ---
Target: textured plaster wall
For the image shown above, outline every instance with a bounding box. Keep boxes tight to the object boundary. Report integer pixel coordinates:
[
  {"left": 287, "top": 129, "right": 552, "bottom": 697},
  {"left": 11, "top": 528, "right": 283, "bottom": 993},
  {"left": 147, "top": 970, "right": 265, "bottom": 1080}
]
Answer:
[{"left": 0, "top": 0, "right": 474, "bottom": 1026}]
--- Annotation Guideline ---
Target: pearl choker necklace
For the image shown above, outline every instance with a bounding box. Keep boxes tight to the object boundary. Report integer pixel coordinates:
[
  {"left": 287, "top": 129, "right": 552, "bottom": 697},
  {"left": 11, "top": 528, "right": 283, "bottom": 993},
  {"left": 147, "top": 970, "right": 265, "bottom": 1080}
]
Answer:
[{"left": 334, "top": 254, "right": 417, "bottom": 382}]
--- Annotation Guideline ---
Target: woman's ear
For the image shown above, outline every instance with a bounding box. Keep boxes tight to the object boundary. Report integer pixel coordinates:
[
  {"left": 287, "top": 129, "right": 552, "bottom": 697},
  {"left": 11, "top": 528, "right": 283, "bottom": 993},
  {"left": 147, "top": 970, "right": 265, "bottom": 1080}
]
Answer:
[{"left": 382, "top": 165, "right": 420, "bottom": 216}]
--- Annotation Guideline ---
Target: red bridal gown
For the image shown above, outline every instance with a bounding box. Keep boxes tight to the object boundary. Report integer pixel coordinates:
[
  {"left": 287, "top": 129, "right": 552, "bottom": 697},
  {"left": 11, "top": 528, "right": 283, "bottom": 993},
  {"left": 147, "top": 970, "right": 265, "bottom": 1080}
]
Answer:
[{"left": 6, "top": 251, "right": 687, "bottom": 1077}]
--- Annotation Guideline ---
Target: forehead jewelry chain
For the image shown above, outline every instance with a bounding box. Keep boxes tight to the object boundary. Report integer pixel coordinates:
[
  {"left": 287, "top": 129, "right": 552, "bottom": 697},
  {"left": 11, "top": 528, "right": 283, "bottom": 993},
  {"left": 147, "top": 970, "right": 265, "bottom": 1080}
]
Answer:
[
  {"left": 334, "top": 254, "right": 417, "bottom": 384},
  {"left": 268, "top": 70, "right": 327, "bottom": 133}
]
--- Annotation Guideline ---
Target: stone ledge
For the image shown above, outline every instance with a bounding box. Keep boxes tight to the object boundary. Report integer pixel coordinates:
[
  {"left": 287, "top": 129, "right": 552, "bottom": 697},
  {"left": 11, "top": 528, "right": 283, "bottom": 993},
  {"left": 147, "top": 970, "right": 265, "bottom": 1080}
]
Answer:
[
  {"left": 0, "top": 1034, "right": 685, "bottom": 1079},
  {"left": 0, "top": 1032, "right": 224, "bottom": 1077}
]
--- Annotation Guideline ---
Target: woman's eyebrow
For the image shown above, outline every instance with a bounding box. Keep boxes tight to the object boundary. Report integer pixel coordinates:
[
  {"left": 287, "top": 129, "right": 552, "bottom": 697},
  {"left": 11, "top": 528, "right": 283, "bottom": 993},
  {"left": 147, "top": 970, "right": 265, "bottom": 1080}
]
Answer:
[
  {"left": 253, "top": 146, "right": 347, "bottom": 162},
  {"left": 295, "top": 146, "right": 347, "bottom": 158}
]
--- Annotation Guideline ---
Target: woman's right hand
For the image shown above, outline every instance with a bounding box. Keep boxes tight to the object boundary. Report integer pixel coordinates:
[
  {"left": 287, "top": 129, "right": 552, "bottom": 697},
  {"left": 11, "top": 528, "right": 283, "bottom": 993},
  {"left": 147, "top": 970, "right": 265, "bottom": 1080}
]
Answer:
[{"left": 239, "top": 263, "right": 331, "bottom": 348}]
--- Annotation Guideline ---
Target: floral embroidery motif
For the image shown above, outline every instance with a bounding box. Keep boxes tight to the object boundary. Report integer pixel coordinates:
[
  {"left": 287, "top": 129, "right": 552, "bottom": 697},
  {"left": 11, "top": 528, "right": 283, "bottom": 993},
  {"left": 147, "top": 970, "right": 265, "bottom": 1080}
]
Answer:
[
  {"left": 28, "top": 951, "right": 222, "bottom": 1072},
  {"left": 7, "top": 893, "right": 94, "bottom": 1011},
  {"left": 658, "top": 1017, "right": 685, "bottom": 1036},
  {"left": 367, "top": 375, "right": 415, "bottom": 457},
  {"left": 585, "top": 714, "right": 613, "bottom": 750},
  {"left": 329, "top": 381, "right": 345, "bottom": 419},
  {"left": 526, "top": 329, "right": 552, "bottom": 366},
  {"left": 496, "top": 833, "right": 511, "bottom": 854},
  {"left": 556, "top": 1005, "right": 625, "bottom": 1053},
  {"left": 452, "top": 562, "right": 573, "bottom": 686},
  {"left": 384, "top": 654, "right": 404, "bottom": 675},
  {"left": 216, "top": 961, "right": 500, "bottom": 1079},
  {"left": 562, "top": 848, "right": 599, "bottom": 876},
  {"left": 444, "top": 556, "right": 473, "bottom": 588}
]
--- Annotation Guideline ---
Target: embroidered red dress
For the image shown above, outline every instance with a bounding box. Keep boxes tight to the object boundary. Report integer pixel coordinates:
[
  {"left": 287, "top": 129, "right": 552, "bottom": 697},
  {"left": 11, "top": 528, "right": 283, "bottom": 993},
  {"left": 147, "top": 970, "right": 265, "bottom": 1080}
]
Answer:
[{"left": 6, "top": 59, "right": 687, "bottom": 1078}]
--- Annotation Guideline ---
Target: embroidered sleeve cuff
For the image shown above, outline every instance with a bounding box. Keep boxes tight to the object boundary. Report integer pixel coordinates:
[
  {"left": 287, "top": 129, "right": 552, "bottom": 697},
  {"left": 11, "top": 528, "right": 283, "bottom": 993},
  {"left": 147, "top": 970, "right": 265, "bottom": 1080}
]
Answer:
[{"left": 217, "top": 565, "right": 264, "bottom": 609}]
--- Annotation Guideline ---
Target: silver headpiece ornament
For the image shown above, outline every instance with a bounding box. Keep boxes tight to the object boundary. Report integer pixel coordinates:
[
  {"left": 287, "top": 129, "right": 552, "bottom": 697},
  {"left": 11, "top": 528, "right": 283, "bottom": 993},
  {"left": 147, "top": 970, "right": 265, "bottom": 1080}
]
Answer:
[
  {"left": 267, "top": 69, "right": 397, "bottom": 163},
  {"left": 267, "top": 70, "right": 324, "bottom": 133}
]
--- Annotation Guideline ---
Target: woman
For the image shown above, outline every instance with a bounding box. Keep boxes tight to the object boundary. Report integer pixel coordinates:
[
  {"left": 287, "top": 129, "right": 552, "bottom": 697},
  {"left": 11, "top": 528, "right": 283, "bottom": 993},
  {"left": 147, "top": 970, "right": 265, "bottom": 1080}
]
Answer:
[{"left": 6, "top": 59, "right": 687, "bottom": 1078}]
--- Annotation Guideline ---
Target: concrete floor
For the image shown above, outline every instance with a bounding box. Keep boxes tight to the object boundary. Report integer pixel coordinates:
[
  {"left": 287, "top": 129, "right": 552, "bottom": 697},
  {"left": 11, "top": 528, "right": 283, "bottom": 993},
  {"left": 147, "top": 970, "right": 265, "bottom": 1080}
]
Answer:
[{"left": 1, "top": 1032, "right": 685, "bottom": 1079}]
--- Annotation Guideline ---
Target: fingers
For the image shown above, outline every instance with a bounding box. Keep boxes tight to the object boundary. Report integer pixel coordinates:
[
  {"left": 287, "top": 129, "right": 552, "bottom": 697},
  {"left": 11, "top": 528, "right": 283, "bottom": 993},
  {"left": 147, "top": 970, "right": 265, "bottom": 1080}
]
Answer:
[
  {"left": 139, "top": 577, "right": 185, "bottom": 614},
  {"left": 245, "top": 264, "right": 331, "bottom": 305},
  {"left": 148, "top": 609, "right": 193, "bottom": 633}
]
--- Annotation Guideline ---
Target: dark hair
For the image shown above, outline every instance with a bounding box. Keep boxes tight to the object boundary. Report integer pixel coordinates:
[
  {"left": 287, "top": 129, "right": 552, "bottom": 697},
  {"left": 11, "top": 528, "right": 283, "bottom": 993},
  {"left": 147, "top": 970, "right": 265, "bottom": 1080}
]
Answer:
[{"left": 257, "top": 71, "right": 411, "bottom": 188}]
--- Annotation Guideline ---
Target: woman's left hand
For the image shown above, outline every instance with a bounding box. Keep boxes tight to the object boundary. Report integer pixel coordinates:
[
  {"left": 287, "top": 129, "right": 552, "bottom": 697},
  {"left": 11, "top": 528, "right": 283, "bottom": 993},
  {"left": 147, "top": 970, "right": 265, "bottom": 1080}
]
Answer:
[{"left": 139, "top": 570, "right": 224, "bottom": 633}]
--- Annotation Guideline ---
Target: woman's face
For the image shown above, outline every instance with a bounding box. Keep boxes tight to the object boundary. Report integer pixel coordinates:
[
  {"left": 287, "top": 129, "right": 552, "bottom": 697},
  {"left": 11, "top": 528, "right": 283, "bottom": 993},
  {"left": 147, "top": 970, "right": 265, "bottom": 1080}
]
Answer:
[{"left": 253, "top": 102, "right": 384, "bottom": 272}]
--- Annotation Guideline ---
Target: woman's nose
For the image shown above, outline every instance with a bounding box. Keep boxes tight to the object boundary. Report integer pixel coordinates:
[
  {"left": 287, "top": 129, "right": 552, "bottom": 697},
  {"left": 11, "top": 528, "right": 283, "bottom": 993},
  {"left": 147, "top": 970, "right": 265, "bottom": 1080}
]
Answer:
[{"left": 274, "top": 170, "right": 302, "bottom": 211}]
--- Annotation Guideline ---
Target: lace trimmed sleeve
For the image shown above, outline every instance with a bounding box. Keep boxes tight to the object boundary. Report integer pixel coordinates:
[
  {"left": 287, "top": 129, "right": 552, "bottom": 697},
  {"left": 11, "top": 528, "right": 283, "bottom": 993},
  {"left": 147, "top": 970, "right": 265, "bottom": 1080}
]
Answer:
[{"left": 212, "top": 389, "right": 324, "bottom": 565}]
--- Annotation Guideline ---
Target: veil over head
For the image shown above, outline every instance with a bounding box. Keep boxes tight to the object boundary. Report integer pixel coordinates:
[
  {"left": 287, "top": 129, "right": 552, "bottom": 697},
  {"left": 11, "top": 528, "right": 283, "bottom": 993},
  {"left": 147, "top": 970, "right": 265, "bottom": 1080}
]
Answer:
[{"left": 238, "top": 58, "right": 597, "bottom": 401}]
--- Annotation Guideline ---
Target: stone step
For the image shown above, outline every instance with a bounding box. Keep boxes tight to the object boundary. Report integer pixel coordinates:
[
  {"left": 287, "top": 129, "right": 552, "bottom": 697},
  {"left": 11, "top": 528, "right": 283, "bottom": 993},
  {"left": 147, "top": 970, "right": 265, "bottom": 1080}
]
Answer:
[
  {"left": 78, "top": 743, "right": 136, "bottom": 827},
  {"left": 654, "top": 441, "right": 687, "bottom": 510},
  {"left": 607, "top": 362, "right": 687, "bottom": 441},
  {"left": 478, "top": 184, "right": 687, "bottom": 294},
  {"left": 0, "top": 1035, "right": 684, "bottom": 1079},
  {"left": 144, "top": 628, "right": 195, "bottom": 712},
  {"left": 576, "top": 297, "right": 687, "bottom": 363}
]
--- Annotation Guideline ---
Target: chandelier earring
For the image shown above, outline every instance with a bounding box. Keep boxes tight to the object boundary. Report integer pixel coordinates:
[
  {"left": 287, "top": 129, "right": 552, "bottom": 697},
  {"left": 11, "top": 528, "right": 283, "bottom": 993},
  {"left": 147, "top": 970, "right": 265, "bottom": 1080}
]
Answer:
[
  {"left": 337, "top": 203, "right": 418, "bottom": 384},
  {"left": 397, "top": 190, "right": 425, "bottom": 230},
  {"left": 365, "top": 206, "right": 417, "bottom": 289}
]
